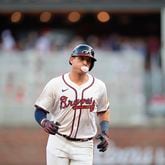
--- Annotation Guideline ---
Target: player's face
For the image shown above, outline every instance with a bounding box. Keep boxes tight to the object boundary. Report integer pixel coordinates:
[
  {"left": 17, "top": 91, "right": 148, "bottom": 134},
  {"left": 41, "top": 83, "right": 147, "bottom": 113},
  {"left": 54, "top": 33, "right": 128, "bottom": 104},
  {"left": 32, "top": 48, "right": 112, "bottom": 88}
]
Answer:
[
  {"left": 70, "top": 56, "right": 92, "bottom": 72},
  {"left": 77, "top": 56, "right": 92, "bottom": 65}
]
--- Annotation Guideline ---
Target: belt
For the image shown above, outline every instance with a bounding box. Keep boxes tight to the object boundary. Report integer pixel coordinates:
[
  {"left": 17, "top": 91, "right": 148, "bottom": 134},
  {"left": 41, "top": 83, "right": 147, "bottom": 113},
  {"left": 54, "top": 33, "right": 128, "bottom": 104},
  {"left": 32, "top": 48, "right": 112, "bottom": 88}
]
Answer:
[{"left": 57, "top": 132, "right": 93, "bottom": 142}]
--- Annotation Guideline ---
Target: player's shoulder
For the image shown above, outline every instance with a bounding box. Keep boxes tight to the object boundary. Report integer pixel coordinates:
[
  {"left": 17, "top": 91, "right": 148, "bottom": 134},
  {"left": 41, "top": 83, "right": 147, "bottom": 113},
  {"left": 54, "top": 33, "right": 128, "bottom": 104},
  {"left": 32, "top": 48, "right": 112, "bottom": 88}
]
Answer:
[
  {"left": 90, "top": 74, "right": 106, "bottom": 87},
  {"left": 45, "top": 74, "right": 63, "bottom": 86}
]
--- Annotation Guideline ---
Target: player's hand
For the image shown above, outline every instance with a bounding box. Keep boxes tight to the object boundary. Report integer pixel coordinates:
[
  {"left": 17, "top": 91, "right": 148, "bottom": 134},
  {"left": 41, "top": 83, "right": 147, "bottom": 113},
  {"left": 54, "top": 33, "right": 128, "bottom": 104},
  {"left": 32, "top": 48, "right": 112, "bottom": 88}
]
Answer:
[
  {"left": 96, "top": 133, "right": 109, "bottom": 152},
  {"left": 41, "top": 119, "right": 60, "bottom": 135}
]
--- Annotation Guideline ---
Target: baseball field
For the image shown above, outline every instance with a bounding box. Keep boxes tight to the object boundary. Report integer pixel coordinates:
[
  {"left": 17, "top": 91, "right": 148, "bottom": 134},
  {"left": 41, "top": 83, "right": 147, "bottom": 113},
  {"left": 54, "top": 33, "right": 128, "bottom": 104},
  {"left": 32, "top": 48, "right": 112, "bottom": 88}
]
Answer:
[{"left": 0, "top": 127, "right": 165, "bottom": 165}]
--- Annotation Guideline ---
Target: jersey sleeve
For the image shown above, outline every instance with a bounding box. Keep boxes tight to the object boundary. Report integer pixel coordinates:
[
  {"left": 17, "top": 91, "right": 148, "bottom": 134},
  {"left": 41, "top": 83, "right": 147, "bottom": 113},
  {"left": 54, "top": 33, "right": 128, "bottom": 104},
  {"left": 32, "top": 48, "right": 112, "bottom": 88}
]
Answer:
[
  {"left": 34, "top": 79, "right": 56, "bottom": 112},
  {"left": 97, "top": 82, "right": 110, "bottom": 112}
]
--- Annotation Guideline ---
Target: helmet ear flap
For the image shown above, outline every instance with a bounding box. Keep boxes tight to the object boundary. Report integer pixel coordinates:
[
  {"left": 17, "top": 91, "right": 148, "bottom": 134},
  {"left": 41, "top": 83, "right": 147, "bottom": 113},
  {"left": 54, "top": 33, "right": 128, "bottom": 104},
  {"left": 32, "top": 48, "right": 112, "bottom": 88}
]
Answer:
[
  {"left": 89, "top": 60, "right": 95, "bottom": 71},
  {"left": 69, "top": 56, "right": 74, "bottom": 65},
  {"left": 69, "top": 57, "right": 72, "bottom": 65}
]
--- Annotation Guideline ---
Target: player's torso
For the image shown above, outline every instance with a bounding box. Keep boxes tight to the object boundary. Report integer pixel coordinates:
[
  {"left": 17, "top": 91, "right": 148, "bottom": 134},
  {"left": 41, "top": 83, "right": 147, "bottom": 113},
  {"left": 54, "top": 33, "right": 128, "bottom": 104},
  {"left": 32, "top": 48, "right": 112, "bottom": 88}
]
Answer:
[{"left": 51, "top": 73, "right": 102, "bottom": 138}]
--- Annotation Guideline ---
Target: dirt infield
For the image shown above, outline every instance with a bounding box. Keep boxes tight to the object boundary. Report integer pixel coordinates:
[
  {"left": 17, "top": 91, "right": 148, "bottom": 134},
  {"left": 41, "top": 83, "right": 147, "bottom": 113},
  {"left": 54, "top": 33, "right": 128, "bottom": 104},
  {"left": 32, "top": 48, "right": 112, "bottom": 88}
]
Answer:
[
  {"left": 0, "top": 127, "right": 165, "bottom": 165},
  {"left": 0, "top": 127, "right": 47, "bottom": 165}
]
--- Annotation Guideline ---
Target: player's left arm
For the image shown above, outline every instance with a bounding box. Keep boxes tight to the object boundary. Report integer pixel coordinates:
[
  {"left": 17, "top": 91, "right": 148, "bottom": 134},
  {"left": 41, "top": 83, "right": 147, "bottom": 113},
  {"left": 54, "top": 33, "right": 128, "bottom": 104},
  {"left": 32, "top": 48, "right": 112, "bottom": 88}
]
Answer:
[
  {"left": 97, "top": 82, "right": 110, "bottom": 137},
  {"left": 96, "top": 109, "right": 110, "bottom": 152},
  {"left": 97, "top": 109, "right": 110, "bottom": 137},
  {"left": 95, "top": 81, "right": 111, "bottom": 152}
]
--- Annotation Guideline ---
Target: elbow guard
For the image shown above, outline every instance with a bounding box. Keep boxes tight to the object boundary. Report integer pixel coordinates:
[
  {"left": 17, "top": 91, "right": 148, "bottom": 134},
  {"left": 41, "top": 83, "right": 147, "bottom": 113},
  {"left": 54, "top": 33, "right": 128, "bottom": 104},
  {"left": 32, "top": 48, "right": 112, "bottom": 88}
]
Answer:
[{"left": 34, "top": 107, "right": 48, "bottom": 126}]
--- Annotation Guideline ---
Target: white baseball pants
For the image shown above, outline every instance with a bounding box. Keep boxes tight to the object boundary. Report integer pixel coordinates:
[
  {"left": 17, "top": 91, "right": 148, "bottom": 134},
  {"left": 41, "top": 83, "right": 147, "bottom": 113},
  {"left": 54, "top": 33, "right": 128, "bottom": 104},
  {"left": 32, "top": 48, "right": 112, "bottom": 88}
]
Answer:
[{"left": 46, "top": 134, "right": 94, "bottom": 165}]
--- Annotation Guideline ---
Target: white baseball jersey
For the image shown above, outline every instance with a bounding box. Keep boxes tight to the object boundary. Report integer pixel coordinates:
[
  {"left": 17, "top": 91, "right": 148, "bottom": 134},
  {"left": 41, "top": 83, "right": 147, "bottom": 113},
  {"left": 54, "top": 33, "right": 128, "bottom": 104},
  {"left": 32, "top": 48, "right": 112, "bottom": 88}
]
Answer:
[{"left": 35, "top": 72, "right": 109, "bottom": 139}]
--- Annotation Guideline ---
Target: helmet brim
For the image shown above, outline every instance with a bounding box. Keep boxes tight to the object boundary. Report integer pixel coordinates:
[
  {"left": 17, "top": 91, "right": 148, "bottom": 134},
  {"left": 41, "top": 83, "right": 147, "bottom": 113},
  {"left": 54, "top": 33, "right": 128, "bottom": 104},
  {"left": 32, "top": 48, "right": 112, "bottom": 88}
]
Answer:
[{"left": 71, "top": 54, "right": 97, "bottom": 61}]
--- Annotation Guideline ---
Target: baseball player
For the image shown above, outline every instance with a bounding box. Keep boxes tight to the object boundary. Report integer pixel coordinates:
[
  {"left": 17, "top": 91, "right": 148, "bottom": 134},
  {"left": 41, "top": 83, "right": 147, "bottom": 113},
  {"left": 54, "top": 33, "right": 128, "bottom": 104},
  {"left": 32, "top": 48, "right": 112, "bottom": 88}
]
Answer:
[{"left": 34, "top": 44, "right": 110, "bottom": 165}]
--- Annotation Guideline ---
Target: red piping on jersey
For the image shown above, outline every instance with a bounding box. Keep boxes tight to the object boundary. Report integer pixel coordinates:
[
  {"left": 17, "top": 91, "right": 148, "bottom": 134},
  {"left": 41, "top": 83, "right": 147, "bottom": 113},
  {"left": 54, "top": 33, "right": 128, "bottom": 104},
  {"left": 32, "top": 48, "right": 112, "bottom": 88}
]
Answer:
[
  {"left": 62, "top": 74, "right": 95, "bottom": 138},
  {"left": 74, "top": 76, "right": 95, "bottom": 138},
  {"left": 62, "top": 74, "right": 77, "bottom": 137}
]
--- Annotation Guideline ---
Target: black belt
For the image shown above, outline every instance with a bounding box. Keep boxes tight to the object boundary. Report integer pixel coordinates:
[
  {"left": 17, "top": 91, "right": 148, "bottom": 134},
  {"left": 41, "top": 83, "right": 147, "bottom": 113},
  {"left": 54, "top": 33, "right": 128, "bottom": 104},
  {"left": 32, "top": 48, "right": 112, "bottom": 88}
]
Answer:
[{"left": 57, "top": 132, "right": 93, "bottom": 142}]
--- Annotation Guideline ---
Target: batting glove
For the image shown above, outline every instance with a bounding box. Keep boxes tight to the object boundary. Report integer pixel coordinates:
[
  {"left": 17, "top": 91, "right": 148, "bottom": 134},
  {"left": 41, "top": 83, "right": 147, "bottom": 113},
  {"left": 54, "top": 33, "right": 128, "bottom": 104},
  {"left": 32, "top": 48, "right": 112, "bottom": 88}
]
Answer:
[
  {"left": 96, "top": 133, "right": 109, "bottom": 152},
  {"left": 41, "top": 119, "right": 60, "bottom": 135}
]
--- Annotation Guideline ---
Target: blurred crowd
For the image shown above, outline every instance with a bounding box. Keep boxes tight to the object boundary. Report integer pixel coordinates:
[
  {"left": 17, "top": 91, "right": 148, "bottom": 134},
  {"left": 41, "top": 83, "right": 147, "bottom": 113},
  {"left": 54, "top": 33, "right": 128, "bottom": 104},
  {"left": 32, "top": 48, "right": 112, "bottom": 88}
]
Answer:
[
  {"left": 0, "top": 28, "right": 161, "bottom": 70},
  {"left": 0, "top": 28, "right": 164, "bottom": 117}
]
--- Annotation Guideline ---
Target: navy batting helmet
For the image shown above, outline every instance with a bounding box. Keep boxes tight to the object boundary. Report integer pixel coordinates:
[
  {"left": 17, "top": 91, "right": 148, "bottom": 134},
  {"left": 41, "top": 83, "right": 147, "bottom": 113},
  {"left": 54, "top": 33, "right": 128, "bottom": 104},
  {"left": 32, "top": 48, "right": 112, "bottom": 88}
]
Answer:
[{"left": 69, "top": 44, "right": 97, "bottom": 71}]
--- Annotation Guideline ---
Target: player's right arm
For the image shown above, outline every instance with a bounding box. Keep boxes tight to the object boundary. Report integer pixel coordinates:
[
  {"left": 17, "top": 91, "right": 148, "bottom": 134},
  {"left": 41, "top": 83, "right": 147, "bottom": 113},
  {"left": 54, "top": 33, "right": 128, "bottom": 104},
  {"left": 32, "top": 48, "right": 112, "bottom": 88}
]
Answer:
[
  {"left": 34, "top": 106, "right": 60, "bottom": 135},
  {"left": 34, "top": 106, "right": 48, "bottom": 126},
  {"left": 35, "top": 78, "right": 57, "bottom": 112},
  {"left": 34, "top": 78, "right": 59, "bottom": 135}
]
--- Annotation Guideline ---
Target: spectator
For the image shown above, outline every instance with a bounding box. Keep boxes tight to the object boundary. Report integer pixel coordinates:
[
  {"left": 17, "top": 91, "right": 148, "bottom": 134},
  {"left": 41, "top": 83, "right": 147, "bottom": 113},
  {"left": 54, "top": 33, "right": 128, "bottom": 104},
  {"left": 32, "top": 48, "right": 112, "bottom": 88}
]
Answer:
[
  {"left": 35, "top": 30, "right": 52, "bottom": 55},
  {"left": 1, "top": 29, "right": 16, "bottom": 51}
]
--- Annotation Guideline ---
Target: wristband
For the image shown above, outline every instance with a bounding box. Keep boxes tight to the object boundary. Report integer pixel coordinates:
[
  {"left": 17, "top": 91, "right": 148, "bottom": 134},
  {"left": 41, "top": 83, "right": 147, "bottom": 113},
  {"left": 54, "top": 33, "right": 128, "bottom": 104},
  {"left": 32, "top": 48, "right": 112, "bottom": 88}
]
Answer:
[
  {"left": 100, "top": 120, "right": 110, "bottom": 135},
  {"left": 40, "top": 118, "right": 47, "bottom": 126}
]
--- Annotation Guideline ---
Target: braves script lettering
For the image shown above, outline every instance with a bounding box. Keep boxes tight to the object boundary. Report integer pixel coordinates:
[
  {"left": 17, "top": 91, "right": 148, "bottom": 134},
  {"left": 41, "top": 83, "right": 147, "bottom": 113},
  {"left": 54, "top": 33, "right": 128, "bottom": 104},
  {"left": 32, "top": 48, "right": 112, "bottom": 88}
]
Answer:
[{"left": 60, "top": 96, "right": 95, "bottom": 112}]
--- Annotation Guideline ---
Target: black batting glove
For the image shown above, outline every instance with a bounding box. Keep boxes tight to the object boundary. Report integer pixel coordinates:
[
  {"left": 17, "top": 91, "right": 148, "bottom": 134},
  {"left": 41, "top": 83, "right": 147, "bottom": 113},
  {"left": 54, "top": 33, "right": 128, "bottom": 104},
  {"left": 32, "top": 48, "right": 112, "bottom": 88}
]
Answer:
[
  {"left": 41, "top": 119, "right": 60, "bottom": 135},
  {"left": 96, "top": 133, "right": 109, "bottom": 152}
]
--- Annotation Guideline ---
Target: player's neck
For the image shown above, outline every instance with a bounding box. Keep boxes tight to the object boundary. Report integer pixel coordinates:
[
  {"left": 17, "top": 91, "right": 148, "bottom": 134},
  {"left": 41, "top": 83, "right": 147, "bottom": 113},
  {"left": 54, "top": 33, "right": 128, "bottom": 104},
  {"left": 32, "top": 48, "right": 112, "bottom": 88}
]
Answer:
[{"left": 69, "top": 71, "right": 89, "bottom": 85}]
